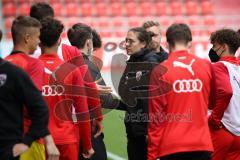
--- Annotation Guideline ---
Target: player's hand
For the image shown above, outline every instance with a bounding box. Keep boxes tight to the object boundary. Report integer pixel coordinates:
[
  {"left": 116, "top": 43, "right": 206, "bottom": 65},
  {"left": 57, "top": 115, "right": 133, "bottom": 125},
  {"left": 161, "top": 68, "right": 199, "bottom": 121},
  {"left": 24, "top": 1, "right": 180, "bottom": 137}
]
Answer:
[
  {"left": 82, "top": 148, "right": 94, "bottom": 159},
  {"left": 92, "top": 120, "right": 104, "bottom": 138},
  {"left": 44, "top": 135, "right": 60, "bottom": 160},
  {"left": 208, "top": 116, "right": 223, "bottom": 130},
  {"left": 96, "top": 84, "right": 112, "bottom": 95},
  {"left": 12, "top": 143, "right": 29, "bottom": 157}
]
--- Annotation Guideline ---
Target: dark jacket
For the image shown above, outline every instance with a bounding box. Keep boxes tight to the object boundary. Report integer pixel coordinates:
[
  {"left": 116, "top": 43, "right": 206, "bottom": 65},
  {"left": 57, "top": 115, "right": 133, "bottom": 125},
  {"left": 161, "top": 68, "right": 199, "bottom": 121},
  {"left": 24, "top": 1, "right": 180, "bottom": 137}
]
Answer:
[
  {"left": 0, "top": 58, "right": 49, "bottom": 158},
  {"left": 118, "top": 48, "right": 167, "bottom": 137},
  {"left": 157, "top": 46, "right": 168, "bottom": 63},
  {"left": 82, "top": 54, "right": 119, "bottom": 109}
]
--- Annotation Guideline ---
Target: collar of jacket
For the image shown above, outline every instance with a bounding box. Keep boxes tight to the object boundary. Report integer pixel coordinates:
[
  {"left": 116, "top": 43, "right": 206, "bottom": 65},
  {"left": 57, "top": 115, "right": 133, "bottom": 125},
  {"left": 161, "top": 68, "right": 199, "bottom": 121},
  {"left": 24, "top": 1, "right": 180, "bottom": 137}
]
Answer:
[
  {"left": 160, "top": 46, "right": 165, "bottom": 53},
  {"left": 128, "top": 48, "right": 152, "bottom": 62}
]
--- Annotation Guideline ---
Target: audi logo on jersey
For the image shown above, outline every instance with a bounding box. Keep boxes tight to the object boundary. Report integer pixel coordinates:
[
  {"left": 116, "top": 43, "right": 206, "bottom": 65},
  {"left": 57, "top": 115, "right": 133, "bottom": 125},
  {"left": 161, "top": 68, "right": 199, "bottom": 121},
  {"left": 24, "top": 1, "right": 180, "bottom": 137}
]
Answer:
[
  {"left": 42, "top": 85, "right": 65, "bottom": 96},
  {"left": 173, "top": 79, "right": 203, "bottom": 93}
]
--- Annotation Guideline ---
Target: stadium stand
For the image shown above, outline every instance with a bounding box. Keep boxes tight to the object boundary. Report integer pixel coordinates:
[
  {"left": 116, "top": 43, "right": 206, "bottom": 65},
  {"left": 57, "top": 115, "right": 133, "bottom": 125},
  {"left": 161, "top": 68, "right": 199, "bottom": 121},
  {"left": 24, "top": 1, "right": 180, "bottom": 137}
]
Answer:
[{"left": 1, "top": 0, "right": 239, "bottom": 41}]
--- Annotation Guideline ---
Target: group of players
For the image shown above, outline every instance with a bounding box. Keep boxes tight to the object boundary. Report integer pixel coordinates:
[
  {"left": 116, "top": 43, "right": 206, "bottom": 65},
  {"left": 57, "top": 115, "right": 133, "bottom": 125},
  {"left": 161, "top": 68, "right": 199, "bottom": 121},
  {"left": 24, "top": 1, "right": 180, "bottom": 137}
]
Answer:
[{"left": 0, "top": 2, "right": 240, "bottom": 160}]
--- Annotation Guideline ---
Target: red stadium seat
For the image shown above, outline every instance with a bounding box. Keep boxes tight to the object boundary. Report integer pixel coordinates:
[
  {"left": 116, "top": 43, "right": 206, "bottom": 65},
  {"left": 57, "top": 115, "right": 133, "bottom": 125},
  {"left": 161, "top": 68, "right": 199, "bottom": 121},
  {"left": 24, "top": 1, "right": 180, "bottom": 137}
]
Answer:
[
  {"left": 125, "top": 2, "right": 139, "bottom": 17},
  {"left": 79, "top": 0, "right": 90, "bottom": 3},
  {"left": 4, "top": 17, "right": 14, "bottom": 30},
  {"left": 203, "top": 16, "right": 216, "bottom": 26},
  {"left": 186, "top": 16, "right": 200, "bottom": 27},
  {"left": 124, "top": 0, "right": 135, "bottom": 2},
  {"left": 61, "top": 32, "right": 67, "bottom": 39},
  {"left": 95, "top": 3, "right": 109, "bottom": 17},
  {"left": 52, "top": 2, "right": 64, "bottom": 17},
  {"left": 18, "top": 3, "right": 30, "bottom": 16},
  {"left": 2, "top": 0, "right": 15, "bottom": 4},
  {"left": 140, "top": 2, "right": 153, "bottom": 16},
  {"left": 64, "top": 0, "right": 79, "bottom": 3},
  {"left": 18, "top": 0, "right": 31, "bottom": 4},
  {"left": 3, "top": 3, "right": 17, "bottom": 17},
  {"left": 83, "top": 18, "right": 94, "bottom": 27},
  {"left": 110, "top": 3, "right": 124, "bottom": 17},
  {"left": 114, "top": 31, "right": 125, "bottom": 38},
  {"left": 112, "top": 17, "right": 124, "bottom": 28},
  {"left": 201, "top": 1, "right": 213, "bottom": 15},
  {"left": 155, "top": 1, "right": 167, "bottom": 16},
  {"left": 66, "top": 17, "right": 78, "bottom": 29},
  {"left": 94, "top": 0, "right": 107, "bottom": 3},
  {"left": 172, "top": 16, "right": 185, "bottom": 24},
  {"left": 186, "top": 1, "right": 199, "bottom": 16},
  {"left": 99, "top": 31, "right": 112, "bottom": 38},
  {"left": 66, "top": 3, "right": 79, "bottom": 16},
  {"left": 80, "top": 3, "right": 93, "bottom": 17},
  {"left": 97, "top": 18, "right": 110, "bottom": 28},
  {"left": 6, "top": 30, "right": 12, "bottom": 40},
  {"left": 170, "top": 1, "right": 183, "bottom": 16},
  {"left": 48, "top": 0, "right": 61, "bottom": 3},
  {"left": 109, "top": 0, "right": 123, "bottom": 3},
  {"left": 159, "top": 17, "right": 171, "bottom": 28},
  {"left": 128, "top": 17, "right": 140, "bottom": 27}
]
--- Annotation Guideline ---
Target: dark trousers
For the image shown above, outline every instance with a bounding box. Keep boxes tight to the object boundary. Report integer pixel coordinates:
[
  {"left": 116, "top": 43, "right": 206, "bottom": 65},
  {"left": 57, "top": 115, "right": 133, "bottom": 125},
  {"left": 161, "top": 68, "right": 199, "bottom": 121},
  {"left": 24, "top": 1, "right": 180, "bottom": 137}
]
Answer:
[
  {"left": 161, "top": 151, "right": 212, "bottom": 160},
  {"left": 127, "top": 135, "right": 147, "bottom": 160},
  {"left": 79, "top": 133, "right": 107, "bottom": 160}
]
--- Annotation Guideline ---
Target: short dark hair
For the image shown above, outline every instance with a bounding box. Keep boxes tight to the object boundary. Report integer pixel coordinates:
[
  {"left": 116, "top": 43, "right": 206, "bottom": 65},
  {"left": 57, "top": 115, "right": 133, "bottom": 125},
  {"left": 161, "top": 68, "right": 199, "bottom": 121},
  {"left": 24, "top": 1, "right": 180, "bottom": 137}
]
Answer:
[
  {"left": 166, "top": 23, "right": 192, "bottom": 47},
  {"left": 92, "top": 29, "right": 102, "bottom": 49},
  {"left": 30, "top": 2, "right": 54, "bottom": 21},
  {"left": 40, "top": 17, "right": 64, "bottom": 47},
  {"left": 210, "top": 29, "right": 240, "bottom": 55},
  {"left": 0, "top": 29, "right": 2, "bottom": 42},
  {"left": 67, "top": 23, "right": 92, "bottom": 49},
  {"left": 11, "top": 16, "right": 41, "bottom": 45},
  {"left": 129, "top": 27, "right": 154, "bottom": 48}
]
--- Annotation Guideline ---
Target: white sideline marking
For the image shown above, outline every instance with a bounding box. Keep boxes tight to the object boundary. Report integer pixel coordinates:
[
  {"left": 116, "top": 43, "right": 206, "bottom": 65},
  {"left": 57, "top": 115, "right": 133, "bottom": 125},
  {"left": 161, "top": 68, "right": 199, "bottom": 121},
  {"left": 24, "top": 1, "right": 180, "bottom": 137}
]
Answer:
[{"left": 107, "top": 151, "right": 126, "bottom": 160}]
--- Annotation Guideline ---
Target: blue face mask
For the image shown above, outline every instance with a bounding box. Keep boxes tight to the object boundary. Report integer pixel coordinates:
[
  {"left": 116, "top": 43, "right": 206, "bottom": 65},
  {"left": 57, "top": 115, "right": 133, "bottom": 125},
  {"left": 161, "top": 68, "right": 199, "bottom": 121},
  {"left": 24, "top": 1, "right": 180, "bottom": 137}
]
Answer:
[{"left": 208, "top": 48, "right": 220, "bottom": 62}]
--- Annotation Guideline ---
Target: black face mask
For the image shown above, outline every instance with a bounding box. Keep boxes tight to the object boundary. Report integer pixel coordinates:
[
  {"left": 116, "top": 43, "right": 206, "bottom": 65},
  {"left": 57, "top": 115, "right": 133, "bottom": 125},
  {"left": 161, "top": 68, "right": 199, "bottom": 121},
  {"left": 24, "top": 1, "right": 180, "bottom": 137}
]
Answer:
[{"left": 208, "top": 48, "right": 220, "bottom": 62}]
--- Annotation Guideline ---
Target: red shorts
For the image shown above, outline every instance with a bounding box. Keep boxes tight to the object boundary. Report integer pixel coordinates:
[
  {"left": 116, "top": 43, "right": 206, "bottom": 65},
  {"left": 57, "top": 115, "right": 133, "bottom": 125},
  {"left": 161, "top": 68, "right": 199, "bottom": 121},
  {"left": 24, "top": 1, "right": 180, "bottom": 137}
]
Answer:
[
  {"left": 57, "top": 143, "right": 79, "bottom": 160},
  {"left": 211, "top": 127, "right": 240, "bottom": 160}
]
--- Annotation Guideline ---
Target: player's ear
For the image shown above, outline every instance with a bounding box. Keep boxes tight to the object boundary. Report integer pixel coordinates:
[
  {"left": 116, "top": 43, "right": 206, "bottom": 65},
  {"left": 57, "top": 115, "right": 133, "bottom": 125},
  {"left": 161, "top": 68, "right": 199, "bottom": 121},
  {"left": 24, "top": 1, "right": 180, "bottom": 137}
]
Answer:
[
  {"left": 57, "top": 38, "right": 61, "bottom": 46},
  {"left": 24, "top": 33, "right": 31, "bottom": 44},
  {"left": 187, "top": 41, "right": 192, "bottom": 50}
]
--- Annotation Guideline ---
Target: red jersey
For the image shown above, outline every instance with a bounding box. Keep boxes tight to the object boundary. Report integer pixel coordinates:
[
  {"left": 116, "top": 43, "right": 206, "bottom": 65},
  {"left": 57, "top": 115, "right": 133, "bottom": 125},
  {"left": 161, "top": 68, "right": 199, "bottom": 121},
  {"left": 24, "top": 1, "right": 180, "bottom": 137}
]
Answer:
[
  {"left": 33, "top": 44, "right": 102, "bottom": 120},
  {"left": 5, "top": 52, "right": 44, "bottom": 90},
  {"left": 5, "top": 52, "right": 44, "bottom": 137},
  {"left": 148, "top": 50, "right": 214, "bottom": 159},
  {"left": 39, "top": 54, "right": 91, "bottom": 150},
  {"left": 209, "top": 56, "right": 240, "bottom": 135},
  {"left": 60, "top": 44, "right": 102, "bottom": 121}
]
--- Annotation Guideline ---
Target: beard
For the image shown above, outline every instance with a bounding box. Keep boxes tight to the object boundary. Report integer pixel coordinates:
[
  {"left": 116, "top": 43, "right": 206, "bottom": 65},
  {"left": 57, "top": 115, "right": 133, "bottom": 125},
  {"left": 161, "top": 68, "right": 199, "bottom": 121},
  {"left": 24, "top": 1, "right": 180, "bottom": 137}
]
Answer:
[{"left": 149, "top": 41, "right": 160, "bottom": 51}]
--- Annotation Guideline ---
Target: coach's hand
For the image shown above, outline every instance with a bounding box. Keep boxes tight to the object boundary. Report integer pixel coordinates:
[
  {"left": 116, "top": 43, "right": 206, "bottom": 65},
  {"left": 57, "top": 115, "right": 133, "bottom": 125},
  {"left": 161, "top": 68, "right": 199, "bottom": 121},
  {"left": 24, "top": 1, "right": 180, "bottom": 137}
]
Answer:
[
  {"left": 92, "top": 119, "right": 104, "bottom": 138},
  {"left": 96, "top": 84, "right": 112, "bottom": 95},
  {"left": 44, "top": 135, "right": 60, "bottom": 160},
  {"left": 12, "top": 143, "right": 29, "bottom": 157},
  {"left": 82, "top": 148, "right": 95, "bottom": 159}
]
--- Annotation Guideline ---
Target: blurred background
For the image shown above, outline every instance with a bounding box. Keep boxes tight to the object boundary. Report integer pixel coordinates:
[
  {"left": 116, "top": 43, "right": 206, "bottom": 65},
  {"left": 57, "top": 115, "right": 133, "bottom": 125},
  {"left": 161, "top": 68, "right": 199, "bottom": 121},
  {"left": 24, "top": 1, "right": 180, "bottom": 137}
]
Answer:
[{"left": 0, "top": 0, "right": 239, "bottom": 159}]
